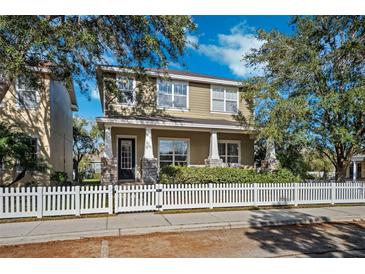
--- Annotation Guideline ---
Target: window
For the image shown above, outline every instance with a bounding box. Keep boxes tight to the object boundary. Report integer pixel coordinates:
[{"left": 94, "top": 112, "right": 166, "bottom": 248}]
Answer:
[
  {"left": 157, "top": 81, "right": 188, "bottom": 109},
  {"left": 218, "top": 140, "right": 240, "bottom": 165},
  {"left": 211, "top": 86, "right": 238, "bottom": 113},
  {"left": 159, "top": 139, "right": 189, "bottom": 168},
  {"left": 16, "top": 75, "right": 39, "bottom": 109},
  {"left": 116, "top": 76, "right": 135, "bottom": 105}
]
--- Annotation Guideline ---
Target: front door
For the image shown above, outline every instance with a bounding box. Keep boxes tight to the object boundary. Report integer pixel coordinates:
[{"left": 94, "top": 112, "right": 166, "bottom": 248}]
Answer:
[{"left": 118, "top": 138, "right": 136, "bottom": 180}]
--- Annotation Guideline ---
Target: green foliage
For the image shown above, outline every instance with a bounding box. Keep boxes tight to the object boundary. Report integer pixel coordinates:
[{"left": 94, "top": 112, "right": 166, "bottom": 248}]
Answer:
[
  {"left": 0, "top": 122, "right": 48, "bottom": 186},
  {"left": 81, "top": 178, "right": 101, "bottom": 185},
  {"left": 0, "top": 15, "right": 196, "bottom": 101},
  {"left": 159, "top": 166, "right": 300, "bottom": 184},
  {"left": 50, "top": 171, "right": 71, "bottom": 186},
  {"left": 73, "top": 116, "right": 101, "bottom": 183},
  {"left": 242, "top": 16, "right": 365, "bottom": 180}
]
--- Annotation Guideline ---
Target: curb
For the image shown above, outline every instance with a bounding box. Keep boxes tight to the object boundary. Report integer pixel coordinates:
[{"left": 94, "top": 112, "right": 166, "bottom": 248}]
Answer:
[{"left": 0, "top": 215, "right": 363, "bottom": 246}]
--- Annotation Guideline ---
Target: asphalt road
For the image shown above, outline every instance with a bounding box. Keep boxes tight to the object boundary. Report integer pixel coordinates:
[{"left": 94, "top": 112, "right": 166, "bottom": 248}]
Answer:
[{"left": 1, "top": 221, "right": 365, "bottom": 257}]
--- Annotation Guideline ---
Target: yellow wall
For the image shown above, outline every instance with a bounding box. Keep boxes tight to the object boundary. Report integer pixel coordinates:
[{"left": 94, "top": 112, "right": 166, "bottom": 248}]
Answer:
[
  {"left": 111, "top": 127, "right": 254, "bottom": 181},
  {"left": 0, "top": 76, "right": 74, "bottom": 186},
  {"left": 0, "top": 76, "right": 52, "bottom": 185}
]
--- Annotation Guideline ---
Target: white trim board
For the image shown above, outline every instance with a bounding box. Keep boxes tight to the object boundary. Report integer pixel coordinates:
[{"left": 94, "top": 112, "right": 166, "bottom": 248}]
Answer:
[
  {"left": 97, "top": 117, "right": 255, "bottom": 133},
  {"left": 98, "top": 66, "right": 242, "bottom": 87}
]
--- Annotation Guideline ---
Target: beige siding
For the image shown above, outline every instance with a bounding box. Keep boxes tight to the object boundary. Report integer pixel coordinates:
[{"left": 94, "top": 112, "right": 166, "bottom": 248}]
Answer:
[
  {"left": 0, "top": 77, "right": 52, "bottom": 186},
  {"left": 110, "top": 127, "right": 254, "bottom": 181},
  {"left": 49, "top": 80, "right": 74, "bottom": 179},
  {"left": 104, "top": 74, "right": 251, "bottom": 122}
]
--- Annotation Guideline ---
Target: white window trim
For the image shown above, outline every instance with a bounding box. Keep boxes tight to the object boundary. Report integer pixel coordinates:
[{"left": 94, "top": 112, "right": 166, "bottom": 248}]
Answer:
[
  {"left": 218, "top": 139, "right": 241, "bottom": 165},
  {"left": 157, "top": 137, "right": 190, "bottom": 169},
  {"left": 115, "top": 75, "right": 136, "bottom": 107},
  {"left": 15, "top": 76, "right": 39, "bottom": 109},
  {"left": 210, "top": 85, "right": 239, "bottom": 114},
  {"left": 156, "top": 80, "right": 189, "bottom": 111},
  {"left": 116, "top": 134, "right": 138, "bottom": 181}
]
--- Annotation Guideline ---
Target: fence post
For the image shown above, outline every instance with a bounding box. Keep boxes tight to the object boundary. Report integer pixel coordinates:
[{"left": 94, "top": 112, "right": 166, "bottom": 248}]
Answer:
[
  {"left": 209, "top": 183, "right": 213, "bottom": 209},
  {"left": 0, "top": 187, "right": 3, "bottom": 215},
  {"left": 156, "top": 184, "right": 163, "bottom": 211},
  {"left": 75, "top": 186, "right": 80, "bottom": 216},
  {"left": 294, "top": 183, "right": 299, "bottom": 207},
  {"left": 108, "top": 185, "right": 113, "bottom": 214},
  {"left": 253, "top": 183, "right": 258, "bottom": 207},
  {"left": 36, "top": 186, "right": 43, "bottom": 218},
  {"left": 114, "top": 185, "right": 119, "bottom": 213},
  {"left": 331, "top": 181, "right": 336, "bottom": 205}
]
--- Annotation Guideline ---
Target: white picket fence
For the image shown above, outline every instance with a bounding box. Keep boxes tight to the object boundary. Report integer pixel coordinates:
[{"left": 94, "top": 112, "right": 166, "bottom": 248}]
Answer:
[
  {"left": 1, "top": 181, "right": 365, "bottom": 219},
  {"left": 113, "top": 181, "right": 365, "bottom": 213},
  {"left": 0, "top": 185, "right": 113, "bottom": 219}
]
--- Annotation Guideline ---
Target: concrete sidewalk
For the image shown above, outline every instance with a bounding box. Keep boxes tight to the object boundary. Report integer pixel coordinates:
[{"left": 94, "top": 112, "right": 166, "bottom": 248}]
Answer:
[{"left": 1, "top": 205, "right": 365, "bottom": 246}]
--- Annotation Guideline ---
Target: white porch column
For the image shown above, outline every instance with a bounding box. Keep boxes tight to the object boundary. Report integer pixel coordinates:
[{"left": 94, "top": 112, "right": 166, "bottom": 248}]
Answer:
[
  {"left": 104, "top": 126, "right": 112, "bottom": 159},
  {"left": 209, "top": 131, "right": 220, "bottom": 160},
  {"left": 353, "top": 161, "right": 357, "bottom": 181},
  {"left": 144, "top": 127, "right": 154, "bottom": 159}
]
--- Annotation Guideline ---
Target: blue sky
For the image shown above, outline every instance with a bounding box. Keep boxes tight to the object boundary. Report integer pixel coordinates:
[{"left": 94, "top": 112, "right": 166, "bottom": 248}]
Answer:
[{"left": 75, "top": 15, "right": 294, "bottom": 120}]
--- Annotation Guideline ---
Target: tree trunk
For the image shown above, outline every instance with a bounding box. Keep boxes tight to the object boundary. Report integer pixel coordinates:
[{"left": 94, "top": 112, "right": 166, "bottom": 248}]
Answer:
[
  {"left": 335, "top": 158, "right": 348, "bottom": 182},
  {"left": 7, "top": 169, "right": 26, "bottom": 187}
]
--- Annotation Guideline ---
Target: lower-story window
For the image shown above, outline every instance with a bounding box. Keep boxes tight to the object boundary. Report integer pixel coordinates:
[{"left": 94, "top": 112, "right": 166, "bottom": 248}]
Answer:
[
  {"left": 218, "top": 140, "right": 240, "bottom": 165},
  {"left": 159, "top": 139, "right": 189, "bottom": 168}
]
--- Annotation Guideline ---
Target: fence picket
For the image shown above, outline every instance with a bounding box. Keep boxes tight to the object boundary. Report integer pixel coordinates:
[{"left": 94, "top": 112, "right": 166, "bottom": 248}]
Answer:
[{"left": 1, "top": 181, "right": 365, "bottom": 219}]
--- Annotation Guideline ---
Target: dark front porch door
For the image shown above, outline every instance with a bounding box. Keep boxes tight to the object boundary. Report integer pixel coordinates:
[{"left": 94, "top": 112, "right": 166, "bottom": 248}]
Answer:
[{"left": 118, "top": 138, "right": 136, "bottom": 180}]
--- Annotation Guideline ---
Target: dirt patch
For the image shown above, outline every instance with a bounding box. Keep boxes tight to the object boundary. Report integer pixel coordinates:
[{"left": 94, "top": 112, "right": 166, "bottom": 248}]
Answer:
[{"left": 1, "top": 221, "right": 365, "bottom": 258}]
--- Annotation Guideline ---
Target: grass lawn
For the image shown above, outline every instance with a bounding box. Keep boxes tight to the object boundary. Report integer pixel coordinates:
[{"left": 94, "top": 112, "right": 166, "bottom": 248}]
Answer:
[{"left": 82, "top": 178, "right": 101, "bottom": 184}]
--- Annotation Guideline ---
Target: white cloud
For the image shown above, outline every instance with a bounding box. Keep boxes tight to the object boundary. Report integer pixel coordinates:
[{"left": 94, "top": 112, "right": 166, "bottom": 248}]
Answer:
[
  {"left": 192, "top": 22, "right": 265, "bottom": 78},
  {"left": 91, "top": 86, "right": 100, "bottom": 100},
  {"left": 186, "top": 34, "right": 199, "bottom": 49}
]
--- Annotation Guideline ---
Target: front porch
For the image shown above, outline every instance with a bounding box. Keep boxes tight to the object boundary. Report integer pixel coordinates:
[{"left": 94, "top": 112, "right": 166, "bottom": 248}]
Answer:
[{"left": 97, "top": 116, "right": 255, "bottom": 184}]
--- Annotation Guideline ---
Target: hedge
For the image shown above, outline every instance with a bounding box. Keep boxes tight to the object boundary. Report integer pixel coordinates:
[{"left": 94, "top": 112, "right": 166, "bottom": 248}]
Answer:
[{"left": 159, "top": 166, "right": 301, "bottom": 184}]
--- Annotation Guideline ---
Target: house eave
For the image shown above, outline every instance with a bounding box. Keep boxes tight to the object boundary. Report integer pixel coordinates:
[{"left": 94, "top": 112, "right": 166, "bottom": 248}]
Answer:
[
  {"left": 96, "top": 117, "right": 256, "bottom": 134},
  {"left": 97, "top": 66, "right": 242, "bottom": 87}
]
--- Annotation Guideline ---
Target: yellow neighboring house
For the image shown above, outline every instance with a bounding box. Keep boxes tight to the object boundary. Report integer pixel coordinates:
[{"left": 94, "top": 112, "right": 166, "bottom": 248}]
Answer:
[
  {"left": 0, "top": 72, "right": 78, "bottom": 186},
  {"left": 96, "top": 66, "right": 255, "bottom": 184}
]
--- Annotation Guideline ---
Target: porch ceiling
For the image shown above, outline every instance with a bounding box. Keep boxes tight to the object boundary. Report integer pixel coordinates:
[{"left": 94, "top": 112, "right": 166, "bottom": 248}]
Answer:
[{"left": 96, "top": 116, "right": 256, "bottom": 134}]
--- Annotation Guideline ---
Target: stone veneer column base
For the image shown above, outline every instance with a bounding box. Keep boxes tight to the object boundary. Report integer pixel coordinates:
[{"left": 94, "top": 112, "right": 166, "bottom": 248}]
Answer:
[
  {"left": 205, "top": 158, "right": 224, "bottom": 167},
  {"left": 141, "top": 158, "right": 158, "bottom": 184},
  {"left": 101, "top": 157, "right": 118, "bottom": 185}
]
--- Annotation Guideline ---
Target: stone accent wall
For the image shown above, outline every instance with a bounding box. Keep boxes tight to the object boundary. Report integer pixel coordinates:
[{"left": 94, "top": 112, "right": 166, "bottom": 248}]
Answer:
[
  {"left": 141, "top": 158, "right": 158, "bottom": 184},
  {"left": 205, "top": 158, "right": 223, "bottom": 167},
  {"left": 101, "top": 157, "right": 118, "bottom": 185}
]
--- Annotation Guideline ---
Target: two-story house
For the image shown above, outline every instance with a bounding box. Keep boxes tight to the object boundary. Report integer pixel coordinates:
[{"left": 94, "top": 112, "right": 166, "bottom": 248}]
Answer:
[
  {"left": 0, "top": 71, "right": 78, "bottom": 186},
  {"left": 96, "top": 66, "right": 255, "bottom": 184}
]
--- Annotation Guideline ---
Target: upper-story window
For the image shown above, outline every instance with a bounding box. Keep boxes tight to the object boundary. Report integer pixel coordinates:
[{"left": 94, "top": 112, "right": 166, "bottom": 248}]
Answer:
[
  {"left": 16, "top": 75, "right": 39, "bottom": 109},
  {"left": 211, "top": 86, "right": 239, "bottom": 113},
  {"left": 157, "top": 80, "right": 188, "bottom": 110},
  {"left": 116, "top": 76, "right": 135, "bottom": 105}
]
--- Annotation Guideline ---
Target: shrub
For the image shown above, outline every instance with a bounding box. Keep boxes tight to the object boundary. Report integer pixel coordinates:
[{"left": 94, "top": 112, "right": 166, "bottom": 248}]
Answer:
[
  {"left": 159, "top": 166, "right": 300, "bottom": 184},
  {"left": 50, "top": 171, "right": 72, "bottom": 186}
]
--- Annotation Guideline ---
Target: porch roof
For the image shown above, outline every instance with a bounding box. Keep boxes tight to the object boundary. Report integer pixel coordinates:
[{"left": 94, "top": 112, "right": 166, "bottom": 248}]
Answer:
[
  {"left": 352, "top": 154, "right": 365, "bottom": 162},
  {"left": 96, "top": 115, "right": 256, "bottom": 133}
]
